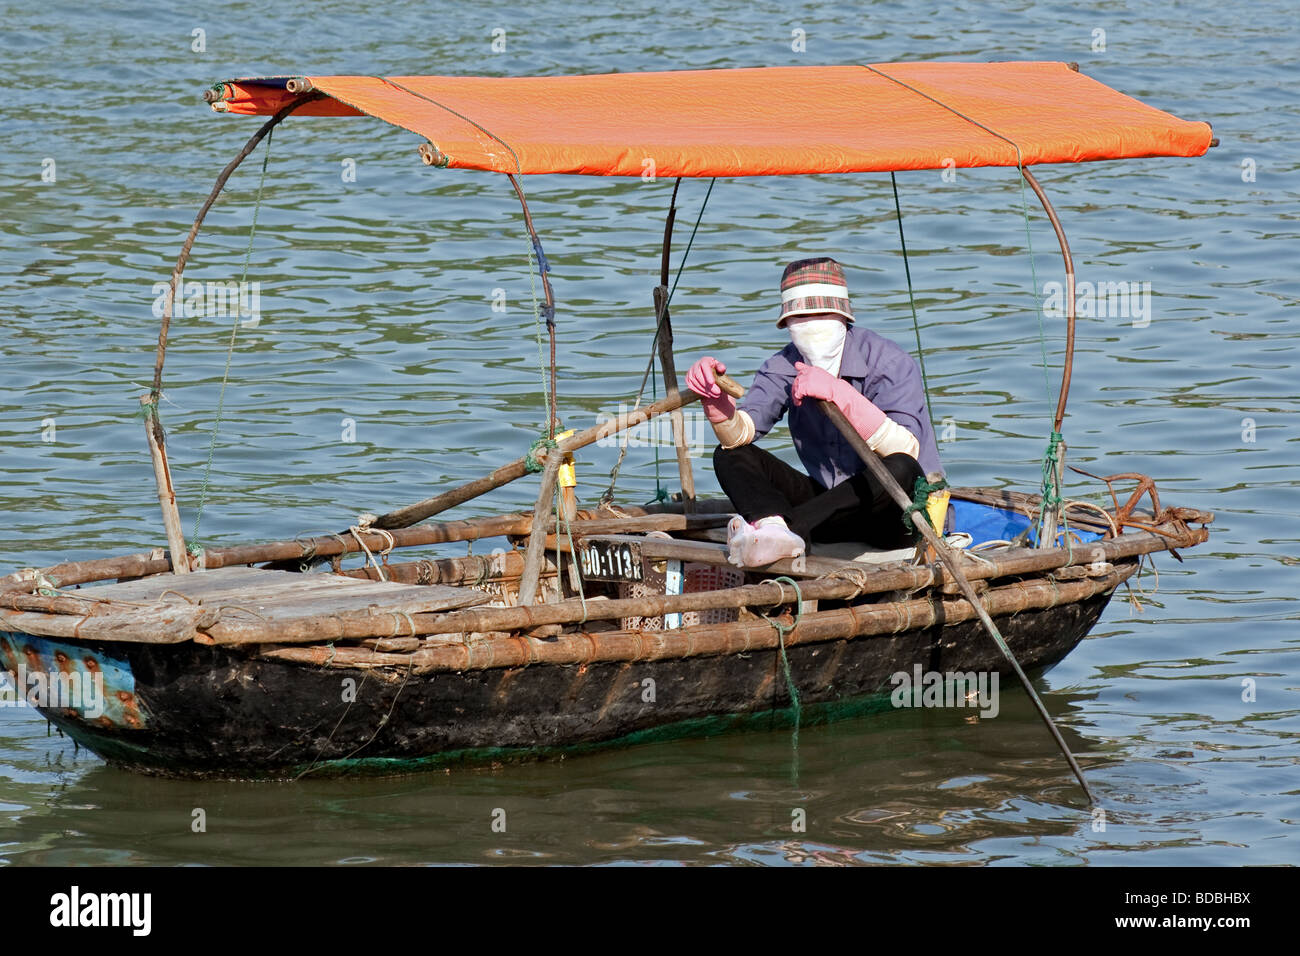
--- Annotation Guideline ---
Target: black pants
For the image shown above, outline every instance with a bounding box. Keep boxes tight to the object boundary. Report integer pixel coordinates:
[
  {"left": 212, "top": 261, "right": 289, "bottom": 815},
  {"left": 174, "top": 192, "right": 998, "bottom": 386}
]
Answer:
[{"left": 713, "top": 443, "right": 924, "bottom": 550}]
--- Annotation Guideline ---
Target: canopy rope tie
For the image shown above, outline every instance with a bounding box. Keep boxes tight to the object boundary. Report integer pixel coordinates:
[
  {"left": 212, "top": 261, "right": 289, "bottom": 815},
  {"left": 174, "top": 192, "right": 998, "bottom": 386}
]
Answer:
[
  {"left": 190, "top": 125, "right": 275, "bottom": 553},
  {"left": 602, "top": 178, "right": 716, "bottom": 506},
  {"left": 760, "top": 575, "right": 804, "bottom": 772}
]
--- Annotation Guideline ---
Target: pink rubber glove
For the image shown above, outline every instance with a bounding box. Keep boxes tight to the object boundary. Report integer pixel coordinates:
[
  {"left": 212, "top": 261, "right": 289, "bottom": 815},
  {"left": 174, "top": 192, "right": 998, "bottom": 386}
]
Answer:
[
  {"left": 791, "top": 361, "right": 886, "bottom": 438},
  {"left": 686, "top": 356, "right": 736, "bottom": 424}
]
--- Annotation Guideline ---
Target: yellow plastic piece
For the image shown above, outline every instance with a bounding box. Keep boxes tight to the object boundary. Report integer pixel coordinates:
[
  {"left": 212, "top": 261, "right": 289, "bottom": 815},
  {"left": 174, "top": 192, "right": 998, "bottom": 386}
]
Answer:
[
  {"left": 555, "top": 429, "right": 577, "bottom": 488},
  {"left": 925, "top": 488, "right": 950, "bottom": 534}
]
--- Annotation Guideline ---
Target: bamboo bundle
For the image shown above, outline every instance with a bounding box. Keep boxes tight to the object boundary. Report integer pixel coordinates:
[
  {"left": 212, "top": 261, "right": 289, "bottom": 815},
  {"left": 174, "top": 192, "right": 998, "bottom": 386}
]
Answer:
[
  {"left": 257, "top": 565, "right": 1133, "bottom": 673},
  {"left": 205, "top": 521, "right": 1204, "bottom": 646}
]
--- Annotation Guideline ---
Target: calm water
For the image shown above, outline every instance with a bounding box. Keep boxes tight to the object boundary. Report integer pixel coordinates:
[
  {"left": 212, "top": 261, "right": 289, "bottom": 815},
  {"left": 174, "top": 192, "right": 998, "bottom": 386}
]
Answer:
[{"left": 1, "top": 1, "right": 1296, "bottom": 865}]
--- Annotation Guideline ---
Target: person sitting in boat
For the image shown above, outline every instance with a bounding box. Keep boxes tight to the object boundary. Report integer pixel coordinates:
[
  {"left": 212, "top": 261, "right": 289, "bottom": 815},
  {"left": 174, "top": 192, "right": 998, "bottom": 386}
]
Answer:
[{"left": 686, "top": 257, "right": 944, "bottom": 567}]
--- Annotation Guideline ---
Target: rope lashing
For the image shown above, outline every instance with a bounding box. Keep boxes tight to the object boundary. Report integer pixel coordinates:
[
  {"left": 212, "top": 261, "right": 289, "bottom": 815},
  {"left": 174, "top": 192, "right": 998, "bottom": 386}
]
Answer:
[
  {"left": 902, "top": 475, "right": 950, "bottom": 535},
  {"left": 524, "top": 435, "right": 558, "bottom": 474},
  {"left": 134, "top": 396, "right": 158, "bottom": 421},
  {"left": 1036, "top": 430, "right": 1070, "bottom": 555},
  {"left": 528, "top": 234, "right": 555, "bottom": 329},
  {"left": 348, "top": 518, "right": 395, "bottom": 582}
]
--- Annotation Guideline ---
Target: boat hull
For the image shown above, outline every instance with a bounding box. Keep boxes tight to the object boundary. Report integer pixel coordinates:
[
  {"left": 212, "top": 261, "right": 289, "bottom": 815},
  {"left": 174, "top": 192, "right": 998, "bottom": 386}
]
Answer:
[{"left": 1, "top": 588, "right": 1116, "bottom": 779}]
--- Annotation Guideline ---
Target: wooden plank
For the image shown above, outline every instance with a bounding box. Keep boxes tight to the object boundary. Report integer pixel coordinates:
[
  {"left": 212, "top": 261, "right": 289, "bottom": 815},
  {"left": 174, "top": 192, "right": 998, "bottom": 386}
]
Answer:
[
  {"left": 77, "top": 566, "right": 488, "bottom": 620},
  {"left": 79, "top": 566, "right": 273, "bottom": 602}
]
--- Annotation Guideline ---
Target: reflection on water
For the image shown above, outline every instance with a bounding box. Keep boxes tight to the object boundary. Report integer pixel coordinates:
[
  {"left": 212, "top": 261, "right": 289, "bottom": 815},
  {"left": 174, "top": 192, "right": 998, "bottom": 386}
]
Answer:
[{"left": 0, "top": 0, "right": 1296, "bottom": 865}]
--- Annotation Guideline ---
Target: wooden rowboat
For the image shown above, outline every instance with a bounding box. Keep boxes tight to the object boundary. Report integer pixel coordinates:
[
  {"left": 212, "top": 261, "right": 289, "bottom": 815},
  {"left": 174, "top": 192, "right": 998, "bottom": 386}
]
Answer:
[{"left": 1, "top": 64, "right": 1216, "bottom": 780}]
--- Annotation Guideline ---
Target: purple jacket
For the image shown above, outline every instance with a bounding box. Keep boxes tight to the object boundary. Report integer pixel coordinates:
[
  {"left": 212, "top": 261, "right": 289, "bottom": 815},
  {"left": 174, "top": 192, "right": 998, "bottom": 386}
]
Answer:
[{"left": 740, "top": 325, "right": 943, "bottom": 487}]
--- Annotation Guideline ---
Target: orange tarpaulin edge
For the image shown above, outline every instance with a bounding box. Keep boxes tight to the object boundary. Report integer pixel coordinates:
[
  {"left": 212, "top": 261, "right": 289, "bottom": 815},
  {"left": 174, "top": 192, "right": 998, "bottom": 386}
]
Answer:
[{"left": 210, "top": 64, "right": 1212, "bottom": 177}]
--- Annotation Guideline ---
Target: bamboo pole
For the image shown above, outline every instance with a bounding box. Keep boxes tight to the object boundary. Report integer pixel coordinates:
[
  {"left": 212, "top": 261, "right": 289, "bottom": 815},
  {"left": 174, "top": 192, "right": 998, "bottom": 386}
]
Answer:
[
  {"left": 0, "top": 510, "right": 725, "bottom": 591},
  {"left": 517, "top": 452, "right": 562, "bottom": 606},
  {"left": 337, "top": 550, "right": 548, "bottom": 586},
  {"left": 369, "top": 374, "right": 743, "bottom": 535},
  {"left": 144, "top": 97, "right": 316, "bottom": 577},
  {"left": 141, "top": 396, "right": 190, "bottom": 574},
  {"left": 369, "top": 377, "right": 736, "bottom": 531}
]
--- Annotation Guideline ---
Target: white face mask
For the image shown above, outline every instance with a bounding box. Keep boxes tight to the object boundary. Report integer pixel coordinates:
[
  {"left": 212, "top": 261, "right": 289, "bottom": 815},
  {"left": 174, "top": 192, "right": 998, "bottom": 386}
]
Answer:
[{"left": 787, "top": 316, "right": 847, "bottom": 377}]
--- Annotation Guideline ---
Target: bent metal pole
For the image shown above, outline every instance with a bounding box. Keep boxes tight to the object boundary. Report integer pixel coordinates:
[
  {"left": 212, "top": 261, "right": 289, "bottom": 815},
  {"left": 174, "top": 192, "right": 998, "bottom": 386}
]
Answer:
[
  {"left": 817, "top": 398, "right": 1096, "bottom": 805},
  {"left": 1021, "top": 167, "right": 1076, "bottom": 546},
  {"left": 1020, "top": 167, "right": 1077, "bottom": 436},
  {"left": 146, "top": 92, "right": 322, "bottom": 572}
]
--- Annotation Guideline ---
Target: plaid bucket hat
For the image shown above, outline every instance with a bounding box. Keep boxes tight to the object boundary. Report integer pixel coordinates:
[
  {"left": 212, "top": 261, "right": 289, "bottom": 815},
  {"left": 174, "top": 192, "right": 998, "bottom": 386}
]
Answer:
[{"left": 777, "top": 257, "right": 855, "bottom": 327}]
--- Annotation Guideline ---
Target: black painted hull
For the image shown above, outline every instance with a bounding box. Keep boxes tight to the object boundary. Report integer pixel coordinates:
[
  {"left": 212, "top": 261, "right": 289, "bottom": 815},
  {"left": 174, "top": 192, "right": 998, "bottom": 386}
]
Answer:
[{"left": 4, "top": 588, "right": 1116, "bottom": 779}]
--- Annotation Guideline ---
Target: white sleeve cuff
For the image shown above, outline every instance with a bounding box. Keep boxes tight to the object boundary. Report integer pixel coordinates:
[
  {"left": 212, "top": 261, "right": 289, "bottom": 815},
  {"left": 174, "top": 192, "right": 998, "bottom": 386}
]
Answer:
[
  {"left": 715, "top": 409, "right": 756, "bottom": 449},
  {"left": 866, "top": 416, "right": 919, "bottom": 460}
]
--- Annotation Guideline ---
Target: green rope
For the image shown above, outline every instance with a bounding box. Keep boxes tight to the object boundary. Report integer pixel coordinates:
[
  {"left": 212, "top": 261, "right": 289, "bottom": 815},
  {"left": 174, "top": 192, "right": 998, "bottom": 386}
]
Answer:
[
  {"left": 763, "top": 576, "right": 804, "bottom": 763},
  {"left": 523, "top": 436, "right": 557, "bottom": 474},
  {"left": 890, "top": 173, "right": 934, "bottom": 428},
  {"left": 1036, "top": 430, "right": 1067, "bottom": 548},
  {"left": 902, "top": 475, "right": 949, "bottom": 535},
  {"left": 190, "top": 126, "right": 274, "bottom": 550}
]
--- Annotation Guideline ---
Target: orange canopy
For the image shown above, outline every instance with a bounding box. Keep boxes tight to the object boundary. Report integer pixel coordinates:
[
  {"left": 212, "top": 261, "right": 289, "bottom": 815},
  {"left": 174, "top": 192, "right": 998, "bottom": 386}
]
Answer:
[{"left": 209, "top": 63, "right": 1212, "bottom": 177}]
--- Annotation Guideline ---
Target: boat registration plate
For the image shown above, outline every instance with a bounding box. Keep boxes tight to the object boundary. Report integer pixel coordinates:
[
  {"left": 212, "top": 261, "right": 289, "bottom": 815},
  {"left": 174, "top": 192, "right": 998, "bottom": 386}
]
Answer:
[{"left": 577, "top": 538, "right": 644, "bottom": 582}]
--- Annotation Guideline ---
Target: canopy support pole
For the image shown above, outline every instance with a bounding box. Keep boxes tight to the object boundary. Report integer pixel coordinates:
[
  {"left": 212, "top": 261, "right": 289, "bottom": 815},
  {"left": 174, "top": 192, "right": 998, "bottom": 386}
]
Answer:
[
  {"left": 1020, "top": 168, "right": 1076, "bottom": 547},
  {"left": 146, "top": 92, "right": 319, "bottom": 573},
  {"left": 506, "top": 174, "right": 559, "bottom": 438},
  {"left": 653, "top": 178, "right": 695, "bottom": 512}
]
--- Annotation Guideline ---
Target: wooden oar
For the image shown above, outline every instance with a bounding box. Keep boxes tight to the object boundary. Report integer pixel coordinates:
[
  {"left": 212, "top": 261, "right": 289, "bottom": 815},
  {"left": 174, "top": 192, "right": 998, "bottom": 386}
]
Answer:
[
  {"left": 816, "top": 399, "right": 1096, "bottom": 805},
  {"left": 370, "top": 373, "right": 743, "bottom": 531}
]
